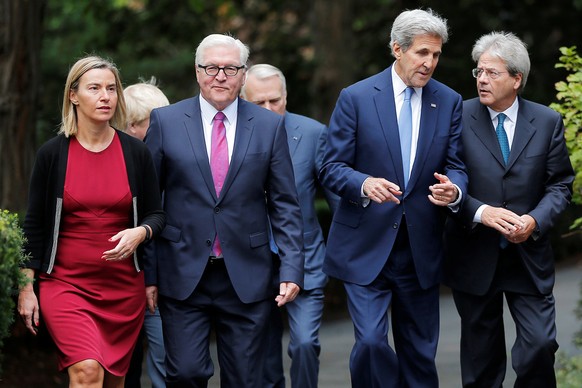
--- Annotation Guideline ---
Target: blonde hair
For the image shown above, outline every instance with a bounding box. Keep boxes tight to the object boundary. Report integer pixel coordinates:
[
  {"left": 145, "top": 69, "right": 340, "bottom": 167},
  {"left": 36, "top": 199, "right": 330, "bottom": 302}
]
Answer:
[
  {"left": 124, "top": 77, "right": 170, "bottom": 126},
  {"left": 60, "top": 55, "right": 127, "bottom": 137}
]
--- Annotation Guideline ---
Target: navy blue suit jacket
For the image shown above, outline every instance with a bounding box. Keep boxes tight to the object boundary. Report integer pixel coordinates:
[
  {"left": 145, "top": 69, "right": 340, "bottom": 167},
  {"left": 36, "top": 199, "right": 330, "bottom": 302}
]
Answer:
[
  {"left": 144, "top": 96, "right": 304, "bottom": 303},
  {"left": 444, "top": 97, "right": 574, "bottom": 295},
  {"left": 319, "top": 66, "right": 467, "bottom": 289},
  {"left": 285, "top": 112, "right": 339, "bottom": 291}
]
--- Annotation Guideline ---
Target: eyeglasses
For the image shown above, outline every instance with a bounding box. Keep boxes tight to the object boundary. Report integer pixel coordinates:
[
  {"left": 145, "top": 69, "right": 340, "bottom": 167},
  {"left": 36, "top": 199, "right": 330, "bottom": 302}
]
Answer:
[
  {"left": 472, "top": 68, "right": 508, "bottom": 80},
  {"left": 197, "top": 64, "right": 246, "bottom": 77}
]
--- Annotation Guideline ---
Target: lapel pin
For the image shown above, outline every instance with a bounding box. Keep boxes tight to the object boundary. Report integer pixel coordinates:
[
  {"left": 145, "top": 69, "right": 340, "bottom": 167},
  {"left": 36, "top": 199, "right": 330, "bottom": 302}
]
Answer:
[
  {"left": 431, "top": 103, "right": 437, "bottom": 108},
  {"left": 293, "top": 136, "right": 298, "bottom": 141}
]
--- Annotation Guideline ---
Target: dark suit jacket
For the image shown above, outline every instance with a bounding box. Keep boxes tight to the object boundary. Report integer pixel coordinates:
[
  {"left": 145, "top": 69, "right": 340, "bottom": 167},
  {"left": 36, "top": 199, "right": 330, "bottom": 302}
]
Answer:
[
  {"left": 319, "top": 66, "right": 468, "bottom": 289},
  {"left": 444, "top": 97, "right": 574, "bottom": 296},
  {"left": 285, "top": 112, "right": 339, "bottom": 291},
  {"left": 144, "top": 96, "right": 304, "bottom": 303}
]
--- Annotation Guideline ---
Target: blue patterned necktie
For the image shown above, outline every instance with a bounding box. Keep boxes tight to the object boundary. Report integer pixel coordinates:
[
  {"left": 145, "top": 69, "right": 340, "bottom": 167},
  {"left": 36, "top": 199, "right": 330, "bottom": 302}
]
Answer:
[
  {"left": 496, "top": 113, "right": 510, "bottom": 164},
  {"left": 496, "top": 112, "right": 510, "bottom": 249},
  {"left": 399, "top": 87, "right": 413, "bottom": 187}
]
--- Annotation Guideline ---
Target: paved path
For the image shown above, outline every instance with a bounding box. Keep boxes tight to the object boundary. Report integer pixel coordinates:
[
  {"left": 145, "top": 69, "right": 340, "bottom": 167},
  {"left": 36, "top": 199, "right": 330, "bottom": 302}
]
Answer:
[{"left": 142, "top": 257, "right": 582, "bottom": 387}]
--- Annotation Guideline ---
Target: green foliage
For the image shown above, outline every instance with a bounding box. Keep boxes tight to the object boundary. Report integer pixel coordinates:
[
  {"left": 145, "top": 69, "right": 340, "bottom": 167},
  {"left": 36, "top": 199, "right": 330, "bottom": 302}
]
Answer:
[
  {"left": 556, "top": 275, "right": 582, "bottom": 384},
  {"left": 556, "top": 352, "right": 582, "bottom": 387},
  {"left": 550, "top": 46, "right": 582, "bottom": 385},
  {"left": 0, "top": 210, "right": 28, "bottom": 375},
  {"left": 550, "top": 46, "right": 582, "bottom": 228}
]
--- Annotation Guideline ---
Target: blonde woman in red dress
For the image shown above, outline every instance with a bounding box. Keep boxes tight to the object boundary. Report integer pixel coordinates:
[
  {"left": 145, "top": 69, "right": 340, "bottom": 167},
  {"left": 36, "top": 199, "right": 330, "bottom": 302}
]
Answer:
[{"left": 18, "top": 55, "right": 165, "bottom": 388}]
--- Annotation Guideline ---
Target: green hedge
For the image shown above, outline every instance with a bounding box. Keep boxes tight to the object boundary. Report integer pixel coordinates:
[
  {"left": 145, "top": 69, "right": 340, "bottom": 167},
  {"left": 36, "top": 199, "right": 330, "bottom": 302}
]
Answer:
[
  {"left": 0, "top": 210, "right": 28, "bottom": 375},
  {"left": 550, "top": 46, "right": 582, "bottom": 230},
  {"left": 551, "top": 46, "right": 582, "bottom": 387}
]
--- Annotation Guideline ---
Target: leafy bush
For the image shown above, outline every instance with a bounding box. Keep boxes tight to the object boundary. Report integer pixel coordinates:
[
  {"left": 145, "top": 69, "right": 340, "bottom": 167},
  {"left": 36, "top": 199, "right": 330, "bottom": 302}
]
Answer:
[
  {"left": 0, "top": 210, "right": 28, "bottom": 375},
  {"left": 556, "top": 352, "right": 582, "bottom": 387},
  {"left": 556, "top": 278, "right": 582, "bottom": 386},
  {"left": 550, "top": 46, "right": 582, "bottom": 387},
  {"left": 550, "top": 46, "right": 582, "bottom": 230}
]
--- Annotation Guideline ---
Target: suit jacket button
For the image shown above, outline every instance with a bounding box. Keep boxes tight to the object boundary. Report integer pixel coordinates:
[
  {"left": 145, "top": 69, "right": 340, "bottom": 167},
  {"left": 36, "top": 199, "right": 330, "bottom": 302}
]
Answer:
[
  {"left": 393, "top": 223, "right": 398, "bottom": 229},
  {"left": 206, "top": 239, "right": 212, "bottom": 246},
  {"left": 214, "top": 207, "right": 220, "bottom": 213}
]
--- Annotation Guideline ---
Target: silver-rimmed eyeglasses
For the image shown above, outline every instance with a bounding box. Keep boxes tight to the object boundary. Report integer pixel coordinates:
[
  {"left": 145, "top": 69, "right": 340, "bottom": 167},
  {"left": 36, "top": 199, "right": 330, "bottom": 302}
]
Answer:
[
  {"left": 198, "top": 64, "right": 246, "bottom": 77},
  {"left": 472, "top": 68, "right": 508, "bottom": 80}
]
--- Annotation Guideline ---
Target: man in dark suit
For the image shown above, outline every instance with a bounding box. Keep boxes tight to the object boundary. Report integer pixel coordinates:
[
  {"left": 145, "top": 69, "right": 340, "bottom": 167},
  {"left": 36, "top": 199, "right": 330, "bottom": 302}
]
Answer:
[
  {"left": 241, "top": 63, "right": 339, "bottom": 388},
  {"left": 318, "top": 9, "right": 468, "bottom": 388},
  {"left": 443, "top": 32, "right": 574, "bottom": 387},
  {"left": 144, "top": 34, "right": 304, "bottom": 387}
]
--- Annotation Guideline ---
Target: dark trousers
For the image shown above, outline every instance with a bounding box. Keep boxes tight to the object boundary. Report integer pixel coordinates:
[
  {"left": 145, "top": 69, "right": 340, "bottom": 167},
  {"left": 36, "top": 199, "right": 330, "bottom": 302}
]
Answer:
[
  {"left": 160, "top": 259, "right": 271, "bottom": 388},
  {"left": 344, "top": 224, "right": 439, "bottom": 388},
  {"left": 262, "top": 288, "right": 324, "bottom": 388},
  {"left": 453, "top": 246, "right": 559, "bottom": 388}
]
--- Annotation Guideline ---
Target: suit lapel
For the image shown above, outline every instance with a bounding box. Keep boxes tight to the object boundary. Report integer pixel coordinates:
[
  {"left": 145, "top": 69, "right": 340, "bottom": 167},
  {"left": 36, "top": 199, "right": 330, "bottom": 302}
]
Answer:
[
  {"left": 468, "top": 103, "right": 506, "bottom": 167},
  {"left": 507, "top": 98, "right": 536, "bottom": 170},
  {"left": 183, "top": 97, "right": 217, "bottom": 199},
  {"left": 285, "top": 114, "right": 302, "bottom": 156},
  {"left": 373, "top": 68, "right": 405, "bottom": 188},
  {"left": 407, "top": 81, "right": 439, "bottom": 191},
  {"left": 219, "top": 99, "right": 253, "bottom": 201}
]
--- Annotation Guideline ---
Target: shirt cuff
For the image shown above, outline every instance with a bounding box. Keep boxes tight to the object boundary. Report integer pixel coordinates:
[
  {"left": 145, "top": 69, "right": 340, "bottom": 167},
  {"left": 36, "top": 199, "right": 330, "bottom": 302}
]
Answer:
[
  {"left": 447, "top": 184, "right": 463, "bottom": 213},
  {"left": 361, "top": 177, "right": 371, "bottom": 208},
  {"left": 473, "top": 204, "right": 488, "bottom": 223}
]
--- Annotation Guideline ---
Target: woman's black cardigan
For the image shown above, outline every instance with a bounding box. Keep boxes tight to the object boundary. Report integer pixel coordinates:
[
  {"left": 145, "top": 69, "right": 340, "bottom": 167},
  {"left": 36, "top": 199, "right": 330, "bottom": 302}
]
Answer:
[{"left": 23, "top": 130, "right": 165, "bottom": 273}]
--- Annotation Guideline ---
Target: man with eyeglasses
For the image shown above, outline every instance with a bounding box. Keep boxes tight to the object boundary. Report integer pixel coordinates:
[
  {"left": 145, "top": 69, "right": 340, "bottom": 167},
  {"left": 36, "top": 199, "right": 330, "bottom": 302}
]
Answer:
[
  {"left": 144, "top": 33, "right": 304, "bottom": 387},
  {"left": 443, "top": 31, "right": 573, "bottom": 387}
]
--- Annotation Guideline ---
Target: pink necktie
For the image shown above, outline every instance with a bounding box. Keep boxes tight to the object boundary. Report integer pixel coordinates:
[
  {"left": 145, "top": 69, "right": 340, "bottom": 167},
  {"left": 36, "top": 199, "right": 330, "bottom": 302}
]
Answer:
[{"left": 210, "top": 111, "right": 228, "bottom": 256}]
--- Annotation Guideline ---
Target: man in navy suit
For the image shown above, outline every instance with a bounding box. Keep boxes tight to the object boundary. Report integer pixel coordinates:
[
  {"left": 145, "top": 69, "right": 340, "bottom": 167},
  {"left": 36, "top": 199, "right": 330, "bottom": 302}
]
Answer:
[
  {"left": 443, "top": 32, "right": 574, "bottom": 387},
  {"left": 144, "top": 34, "right": 304, "bottom": 387},
  {"left": 241, "top": 64, "right": 339, "bottom": 388},
  {"left": 319, "top": 9, "right": 468, "bottom": 388}
]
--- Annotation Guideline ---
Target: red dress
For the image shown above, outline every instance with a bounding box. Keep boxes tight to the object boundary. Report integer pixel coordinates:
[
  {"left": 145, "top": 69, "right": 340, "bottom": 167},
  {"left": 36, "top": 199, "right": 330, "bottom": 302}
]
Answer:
[{"left": 39, "top": 134, "right": 145, "bottom": 375}]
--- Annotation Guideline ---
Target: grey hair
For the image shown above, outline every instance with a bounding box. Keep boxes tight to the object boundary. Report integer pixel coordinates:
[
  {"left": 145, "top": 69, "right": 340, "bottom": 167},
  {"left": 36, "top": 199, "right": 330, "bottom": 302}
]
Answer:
[
  {"left": 240, "top": 64, "right": 287, "bottom": 99},
  {"left": 195, "top": 33, "right": 250, "bottom": 66},
  {"left": 472, "top": 31, "right": 530, "bottom": 93},
  {"left": 389, "top": 9, "right": 449, "bottom": 56}
]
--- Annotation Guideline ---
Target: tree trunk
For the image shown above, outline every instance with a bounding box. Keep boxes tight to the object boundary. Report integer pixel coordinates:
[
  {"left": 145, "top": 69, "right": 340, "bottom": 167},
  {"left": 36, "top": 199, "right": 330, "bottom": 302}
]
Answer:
[
  {"left": 0, "top": 0, "right": 45, "bottom": 213},
  {"left": 312, "top": 0, "right": 355, "bottom": 124}
]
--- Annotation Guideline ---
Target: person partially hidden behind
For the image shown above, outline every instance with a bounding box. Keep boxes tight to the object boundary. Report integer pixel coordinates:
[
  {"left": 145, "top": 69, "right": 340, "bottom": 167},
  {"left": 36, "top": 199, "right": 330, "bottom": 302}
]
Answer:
[
  {"left": 123, "top": 77, "right": 170, "bottom": 388},
  {"left": 319, "top": 8, "right": 467, "bottom": 388},
  {"left": 443, "top": 32, "right": 574, "bottom": 388},
  {"left": 241, "top": 63, "right": 339, "bottom": 388},
  {"left": 144, "top": 34, "right": 304, "bottom": 387},
  {"left": 17, "top": 55, "right": 165, "bottom": 387}
]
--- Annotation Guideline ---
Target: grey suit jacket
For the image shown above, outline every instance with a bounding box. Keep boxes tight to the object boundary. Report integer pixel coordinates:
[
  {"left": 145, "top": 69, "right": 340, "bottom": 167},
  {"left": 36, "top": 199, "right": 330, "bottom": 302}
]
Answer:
[{"left": 285, "top": 112, "right": 338, "bottom": 290}]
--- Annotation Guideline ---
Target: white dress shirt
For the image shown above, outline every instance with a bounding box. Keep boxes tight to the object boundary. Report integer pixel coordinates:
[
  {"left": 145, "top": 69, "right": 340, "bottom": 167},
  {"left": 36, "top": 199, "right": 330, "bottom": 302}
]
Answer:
[
  {"left": 473, "top": 97, "right": 520, "bottom": 223},
  {"left": 199, "top": 96, "right": 238, "bottom": 162}
]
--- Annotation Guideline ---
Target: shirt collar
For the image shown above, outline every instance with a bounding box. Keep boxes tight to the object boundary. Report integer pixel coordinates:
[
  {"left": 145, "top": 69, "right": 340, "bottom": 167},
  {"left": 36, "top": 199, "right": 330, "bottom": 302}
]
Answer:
[
  {"left": 391, "top": 64, "right": 420, "bottom": 97},
  {"left": 199, "top": 96, "right": 238, "bottom": 126},
  {"left": 487, "top": 97, "right": 519, "bottom": 123}
]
